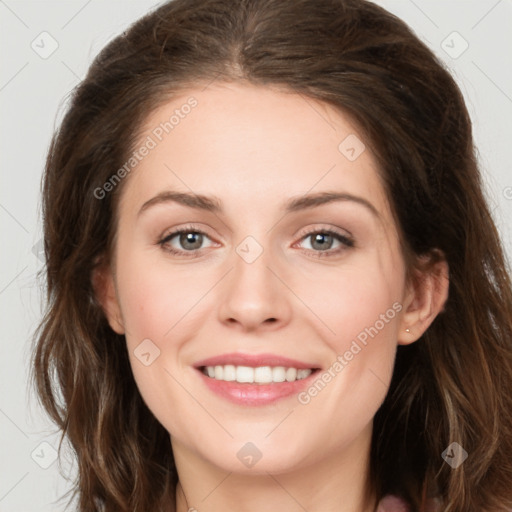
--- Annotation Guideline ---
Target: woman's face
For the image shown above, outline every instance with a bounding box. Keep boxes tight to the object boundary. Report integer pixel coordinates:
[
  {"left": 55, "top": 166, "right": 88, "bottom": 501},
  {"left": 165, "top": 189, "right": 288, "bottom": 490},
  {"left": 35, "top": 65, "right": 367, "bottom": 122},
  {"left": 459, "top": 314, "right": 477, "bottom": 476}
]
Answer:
[{"left": 101, "top": 82, "right": 416, "bottom": 475}]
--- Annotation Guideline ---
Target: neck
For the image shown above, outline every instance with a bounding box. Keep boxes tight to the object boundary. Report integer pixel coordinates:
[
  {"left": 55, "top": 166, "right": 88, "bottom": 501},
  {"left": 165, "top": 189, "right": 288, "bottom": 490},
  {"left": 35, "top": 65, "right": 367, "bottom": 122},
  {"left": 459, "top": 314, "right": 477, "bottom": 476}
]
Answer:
[{"left": 172, "top": 422, "right": 377, "bottom": 512}]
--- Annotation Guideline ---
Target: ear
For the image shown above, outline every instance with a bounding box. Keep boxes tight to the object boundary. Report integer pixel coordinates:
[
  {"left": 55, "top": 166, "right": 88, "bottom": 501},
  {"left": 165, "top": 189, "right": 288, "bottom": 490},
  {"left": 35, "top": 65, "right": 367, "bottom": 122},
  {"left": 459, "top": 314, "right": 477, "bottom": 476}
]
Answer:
[
  {"left": 91, "top": 260, "right": 125, "bottom": 335},
  {"left": 397, "top": 251, "right": 449, "bottom": 345}
]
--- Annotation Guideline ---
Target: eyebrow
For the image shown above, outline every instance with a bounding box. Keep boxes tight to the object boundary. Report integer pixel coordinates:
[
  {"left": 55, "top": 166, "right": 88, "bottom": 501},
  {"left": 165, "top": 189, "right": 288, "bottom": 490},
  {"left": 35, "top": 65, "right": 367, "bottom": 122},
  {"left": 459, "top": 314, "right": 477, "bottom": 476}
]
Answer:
[{"left": 137, "top": 190, "right": 380, "bottom": 219}]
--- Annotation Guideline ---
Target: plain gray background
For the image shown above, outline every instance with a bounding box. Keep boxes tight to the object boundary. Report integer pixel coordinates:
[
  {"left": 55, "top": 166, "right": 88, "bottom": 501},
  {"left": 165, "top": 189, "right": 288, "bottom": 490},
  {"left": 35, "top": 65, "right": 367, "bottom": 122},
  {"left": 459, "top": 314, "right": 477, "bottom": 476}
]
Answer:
[{"left": 1, "top": 1, "right": 511, "bottom": 510}]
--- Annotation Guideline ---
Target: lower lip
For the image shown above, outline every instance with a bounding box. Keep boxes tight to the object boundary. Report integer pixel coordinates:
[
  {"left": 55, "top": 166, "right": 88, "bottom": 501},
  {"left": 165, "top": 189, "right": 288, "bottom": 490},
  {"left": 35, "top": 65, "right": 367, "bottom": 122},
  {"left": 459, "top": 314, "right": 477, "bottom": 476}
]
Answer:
[{"left": 196, "top": 368, "right": 318, "bottom": 406}]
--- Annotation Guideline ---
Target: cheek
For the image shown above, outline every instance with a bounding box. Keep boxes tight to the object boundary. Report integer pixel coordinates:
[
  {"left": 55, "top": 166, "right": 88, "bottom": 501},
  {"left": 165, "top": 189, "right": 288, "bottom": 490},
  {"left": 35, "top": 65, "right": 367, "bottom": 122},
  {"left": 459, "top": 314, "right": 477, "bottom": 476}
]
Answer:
[
  {"left": 298, "top": 256, "right": 403, "bottom": 347},
  {"left": 114, "top": 252, "right": 203, "bottom": 429},
  {"left": 293, "top": 255, "right": 403, "bottom": 410},
  {"left": 114, "top": 250, "right": 216, "bottom": 407},
  {"left": 116, "top": 250, "right": 202, "bottom": 341}
]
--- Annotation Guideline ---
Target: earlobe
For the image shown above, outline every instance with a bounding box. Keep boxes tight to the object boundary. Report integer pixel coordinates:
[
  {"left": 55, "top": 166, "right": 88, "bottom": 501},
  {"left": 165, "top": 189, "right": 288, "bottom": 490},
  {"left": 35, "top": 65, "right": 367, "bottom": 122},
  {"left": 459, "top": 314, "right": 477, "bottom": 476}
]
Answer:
[
  {"left": 398, "top": 255, "right": 449, "bottom": 345},
  {"left": 91, "top": 262, "right": 125, "bottom": 335}
]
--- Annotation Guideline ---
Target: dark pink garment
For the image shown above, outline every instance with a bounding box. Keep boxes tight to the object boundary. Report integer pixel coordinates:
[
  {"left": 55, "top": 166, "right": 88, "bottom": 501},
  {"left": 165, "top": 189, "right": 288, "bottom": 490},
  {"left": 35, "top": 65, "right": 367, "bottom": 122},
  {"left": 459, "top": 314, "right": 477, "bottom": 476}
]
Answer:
[
  {"left": 376, "top": 495, "right": 410, "bottom": 512},
  {"left": 377, "top": 494, "right": 442, "bottom": 512}
]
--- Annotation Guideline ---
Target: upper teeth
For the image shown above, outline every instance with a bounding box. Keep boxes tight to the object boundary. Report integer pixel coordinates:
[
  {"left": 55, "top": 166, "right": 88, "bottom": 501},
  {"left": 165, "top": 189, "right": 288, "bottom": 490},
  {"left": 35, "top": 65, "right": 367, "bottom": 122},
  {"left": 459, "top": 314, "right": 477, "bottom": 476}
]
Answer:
[{"left": 203, "top": 365, "right": 313, "bottom": 384}]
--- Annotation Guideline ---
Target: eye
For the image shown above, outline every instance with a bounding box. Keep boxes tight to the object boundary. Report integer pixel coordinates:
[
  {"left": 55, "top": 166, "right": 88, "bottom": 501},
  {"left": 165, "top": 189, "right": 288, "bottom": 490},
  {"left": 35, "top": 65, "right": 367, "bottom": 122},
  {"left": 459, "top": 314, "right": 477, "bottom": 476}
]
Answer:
[
  {"left": 158, "top": 224, "right": 354, "bottom": 259},
  {"left": 158, "top": 224, "right": 216, "bottom": 257},
  {"left": 296, "top": 228, "right": 354, "bottom": 257}
]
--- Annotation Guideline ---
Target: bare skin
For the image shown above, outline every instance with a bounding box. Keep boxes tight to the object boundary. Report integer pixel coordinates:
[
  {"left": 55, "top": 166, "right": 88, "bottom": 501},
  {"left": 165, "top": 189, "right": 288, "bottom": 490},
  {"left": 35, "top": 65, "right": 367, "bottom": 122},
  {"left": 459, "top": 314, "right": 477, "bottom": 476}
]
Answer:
[{"left": 94, "top": 82, "right": 449, "bottom": 512}]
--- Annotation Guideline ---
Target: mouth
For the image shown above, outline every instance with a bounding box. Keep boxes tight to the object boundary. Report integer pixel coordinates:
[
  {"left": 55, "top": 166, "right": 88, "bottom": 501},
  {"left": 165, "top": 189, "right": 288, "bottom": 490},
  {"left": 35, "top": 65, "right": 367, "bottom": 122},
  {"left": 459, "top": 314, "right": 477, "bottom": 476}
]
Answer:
[{"left": 193, "top": 353, "right": 321, "bottom": 406}]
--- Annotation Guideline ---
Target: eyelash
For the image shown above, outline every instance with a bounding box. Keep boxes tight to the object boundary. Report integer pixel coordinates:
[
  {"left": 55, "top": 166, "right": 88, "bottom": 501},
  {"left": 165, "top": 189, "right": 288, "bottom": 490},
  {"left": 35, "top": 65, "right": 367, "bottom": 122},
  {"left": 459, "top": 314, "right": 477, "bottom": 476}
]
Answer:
[{"left": 157, "top": 224, "right": 355, "bottom": 259}]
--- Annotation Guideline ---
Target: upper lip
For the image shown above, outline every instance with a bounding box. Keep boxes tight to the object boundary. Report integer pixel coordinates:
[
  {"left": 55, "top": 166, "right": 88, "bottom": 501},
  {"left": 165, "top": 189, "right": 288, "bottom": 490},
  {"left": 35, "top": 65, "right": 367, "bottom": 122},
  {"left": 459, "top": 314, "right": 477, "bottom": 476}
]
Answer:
[{"left": 194, "top": 352, "right": 320, "bottom": 370}]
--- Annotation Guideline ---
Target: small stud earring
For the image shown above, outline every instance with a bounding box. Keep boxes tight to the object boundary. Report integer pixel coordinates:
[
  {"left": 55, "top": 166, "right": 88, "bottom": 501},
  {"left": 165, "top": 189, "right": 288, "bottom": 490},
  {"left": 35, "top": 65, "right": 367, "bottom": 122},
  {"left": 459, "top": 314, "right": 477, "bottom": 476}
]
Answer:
[{"left": 405, "top": 328, "right": 410, "bottom": 333}]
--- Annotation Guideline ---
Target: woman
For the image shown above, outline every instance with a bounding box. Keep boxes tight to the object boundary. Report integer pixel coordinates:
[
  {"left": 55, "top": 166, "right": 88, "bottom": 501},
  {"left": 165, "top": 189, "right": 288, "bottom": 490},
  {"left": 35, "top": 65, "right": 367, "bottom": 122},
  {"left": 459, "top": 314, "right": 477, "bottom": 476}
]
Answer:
[{"left": 31, "top": 0, "right": 512, "bottom": 510}]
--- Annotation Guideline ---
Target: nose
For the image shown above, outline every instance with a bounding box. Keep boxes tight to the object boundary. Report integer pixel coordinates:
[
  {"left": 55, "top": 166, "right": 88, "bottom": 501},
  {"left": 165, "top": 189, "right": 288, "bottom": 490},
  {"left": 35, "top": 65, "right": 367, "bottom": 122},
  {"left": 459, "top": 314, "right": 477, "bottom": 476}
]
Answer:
[{"left": 217, "top": 243, "right": 292, "bottom": 333}]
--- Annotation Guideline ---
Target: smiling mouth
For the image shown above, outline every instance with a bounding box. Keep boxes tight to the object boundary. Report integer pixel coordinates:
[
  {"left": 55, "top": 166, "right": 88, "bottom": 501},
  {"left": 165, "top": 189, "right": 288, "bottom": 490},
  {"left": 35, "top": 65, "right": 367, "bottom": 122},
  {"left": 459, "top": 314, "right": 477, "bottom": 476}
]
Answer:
[{"left": 200, "top": 365, "right": 320, "bottom": 384}]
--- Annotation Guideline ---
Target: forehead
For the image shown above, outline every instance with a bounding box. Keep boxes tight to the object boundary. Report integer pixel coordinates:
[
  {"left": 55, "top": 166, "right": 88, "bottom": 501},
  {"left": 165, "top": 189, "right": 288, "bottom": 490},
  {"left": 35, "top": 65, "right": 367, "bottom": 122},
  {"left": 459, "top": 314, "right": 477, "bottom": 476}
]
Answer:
[{"left": 119, "top": 82, "right": 393, "bottom": 224}]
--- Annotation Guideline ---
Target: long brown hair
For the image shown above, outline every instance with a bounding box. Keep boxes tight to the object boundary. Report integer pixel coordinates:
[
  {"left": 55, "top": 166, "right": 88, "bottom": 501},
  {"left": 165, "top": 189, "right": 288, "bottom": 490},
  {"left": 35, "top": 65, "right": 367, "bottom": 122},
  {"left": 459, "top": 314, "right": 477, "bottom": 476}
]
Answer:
[{"left": 31, "top": 0, "right": 512, "bottom": 510}]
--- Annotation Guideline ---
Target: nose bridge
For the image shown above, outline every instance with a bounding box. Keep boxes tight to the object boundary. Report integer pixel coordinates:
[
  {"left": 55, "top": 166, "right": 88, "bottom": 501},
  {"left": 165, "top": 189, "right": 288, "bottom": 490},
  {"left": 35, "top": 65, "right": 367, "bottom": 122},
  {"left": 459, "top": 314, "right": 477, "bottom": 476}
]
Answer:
[{"left": 231, "top": 233, "right": 278, "bottom": 300}]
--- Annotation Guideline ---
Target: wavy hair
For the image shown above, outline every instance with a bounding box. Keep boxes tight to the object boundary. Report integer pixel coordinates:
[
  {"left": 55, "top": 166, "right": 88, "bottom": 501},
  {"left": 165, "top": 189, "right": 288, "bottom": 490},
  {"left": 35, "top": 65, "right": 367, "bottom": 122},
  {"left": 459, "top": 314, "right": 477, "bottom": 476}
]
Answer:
[{"left": 31, "top": 0, "right": 512, "bottom": 510}]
